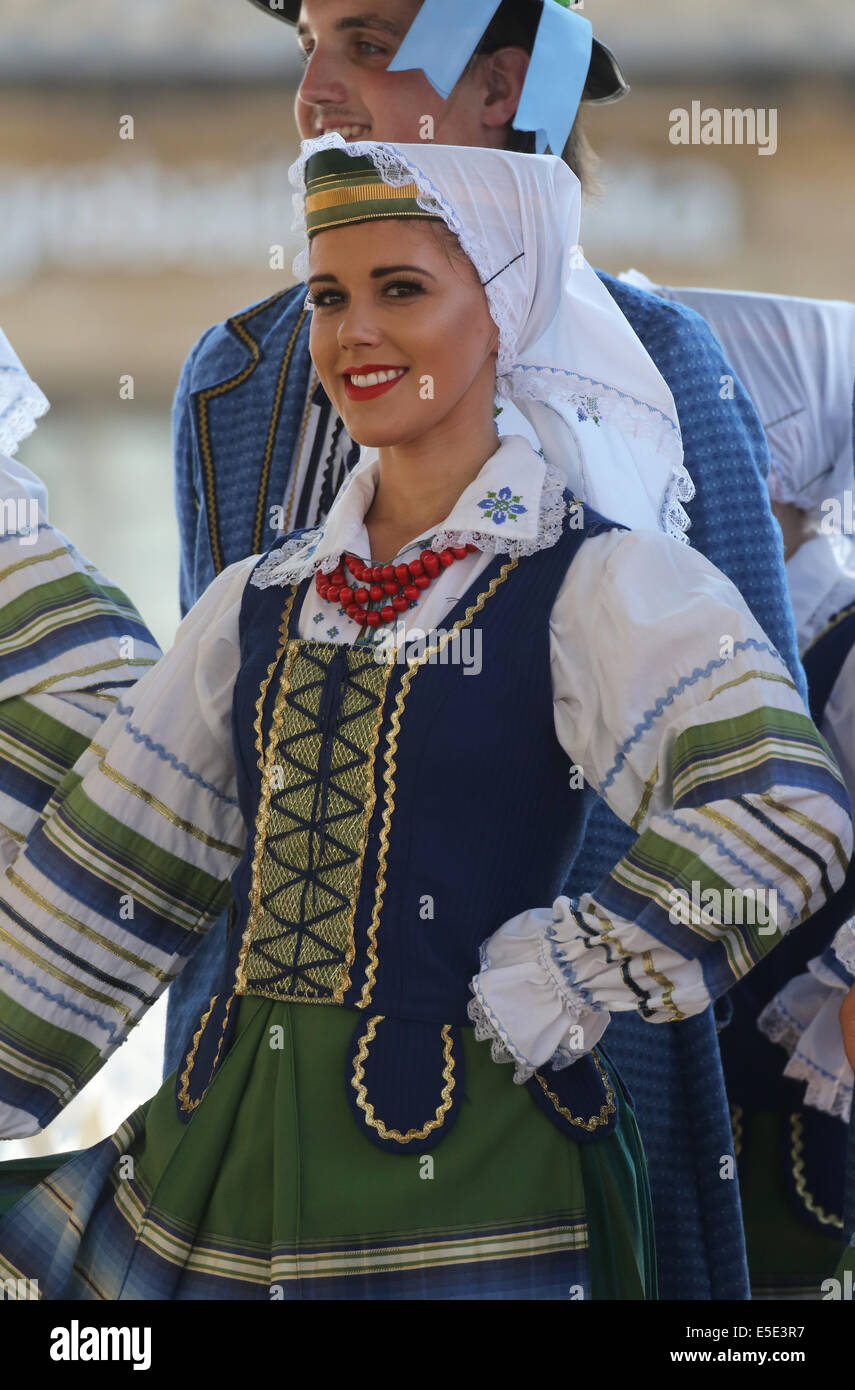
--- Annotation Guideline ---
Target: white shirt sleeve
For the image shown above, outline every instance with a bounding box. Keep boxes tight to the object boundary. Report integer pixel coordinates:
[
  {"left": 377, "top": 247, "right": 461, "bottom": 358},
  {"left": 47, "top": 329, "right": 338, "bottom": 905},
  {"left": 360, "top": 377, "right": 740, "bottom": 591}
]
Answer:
[
  {"left": 0, "top": 452, "right": 162, "bottom": 863},
  {"left": 469, "top": 527, "right": 854, "bottom": 1081},
  {"left": 0, "top": 555, "right": 256, "bottom": 1138}
]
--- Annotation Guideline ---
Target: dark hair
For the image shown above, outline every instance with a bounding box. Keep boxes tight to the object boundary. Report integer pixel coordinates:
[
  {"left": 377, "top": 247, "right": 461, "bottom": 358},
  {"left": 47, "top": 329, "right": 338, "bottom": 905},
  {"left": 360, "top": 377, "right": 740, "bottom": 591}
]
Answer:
[{"left": 466, "top": 0, "right": 600, "bottom": 195}]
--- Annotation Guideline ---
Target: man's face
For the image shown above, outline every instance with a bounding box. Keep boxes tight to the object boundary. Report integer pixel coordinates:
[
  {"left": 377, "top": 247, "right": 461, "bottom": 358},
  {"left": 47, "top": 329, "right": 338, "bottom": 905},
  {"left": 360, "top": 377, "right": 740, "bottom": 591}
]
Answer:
[{"left": 295, "top": 0, "right": 492, "bottom": 145}]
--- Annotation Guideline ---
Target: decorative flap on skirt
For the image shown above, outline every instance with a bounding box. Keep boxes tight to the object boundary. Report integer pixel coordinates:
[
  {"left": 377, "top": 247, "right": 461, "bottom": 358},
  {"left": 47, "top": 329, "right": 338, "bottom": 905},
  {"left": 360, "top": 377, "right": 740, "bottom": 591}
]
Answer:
[
  {"left": 347, "top": 1016, "right": 463, "bottom": 1154},
  {"left": 174, "top": 989, "right": 243, "bottom": 1122},
  {"left": 780, "top": 1108, "right": 845, "bottom": 1236},
  {"left": 524, "top": 1050, "right": 620, "bottom": 1143}
]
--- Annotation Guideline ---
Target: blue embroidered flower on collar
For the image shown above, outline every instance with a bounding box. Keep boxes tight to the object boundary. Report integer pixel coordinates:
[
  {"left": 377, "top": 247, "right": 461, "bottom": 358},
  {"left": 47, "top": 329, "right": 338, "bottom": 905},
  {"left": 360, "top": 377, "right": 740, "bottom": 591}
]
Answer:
[{"left": 477, "top": 486, "right": 528, "bottom": 525}]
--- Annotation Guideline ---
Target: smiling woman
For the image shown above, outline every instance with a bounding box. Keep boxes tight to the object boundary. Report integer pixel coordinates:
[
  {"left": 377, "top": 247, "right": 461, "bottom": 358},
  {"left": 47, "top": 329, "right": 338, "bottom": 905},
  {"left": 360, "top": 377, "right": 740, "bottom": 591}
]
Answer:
[
  {"left": 0, "top": 136, "right": 850, "bottom": 1303},
  {"left": 307, "top": 214, "right": 500, "bottom": 566}
]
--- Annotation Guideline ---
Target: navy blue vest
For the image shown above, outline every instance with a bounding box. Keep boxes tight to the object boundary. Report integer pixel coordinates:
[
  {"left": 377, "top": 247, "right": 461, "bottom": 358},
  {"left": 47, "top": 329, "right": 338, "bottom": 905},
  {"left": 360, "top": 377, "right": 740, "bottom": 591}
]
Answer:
[{"left": 176, "top": 496, "right": 626, "bottom": 1152}]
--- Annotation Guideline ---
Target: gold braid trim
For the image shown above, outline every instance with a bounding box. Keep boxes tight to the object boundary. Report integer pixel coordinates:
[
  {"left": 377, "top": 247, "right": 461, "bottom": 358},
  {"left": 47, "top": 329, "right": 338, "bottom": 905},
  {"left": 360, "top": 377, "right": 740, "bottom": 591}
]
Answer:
[
  {"left": 235, "top": 640, "right": 300, "bottom": 994},
  {"left": 351, "top": 1016, "right": 456, "bottom": 1142},
  {"left": 177, "top": 899, "right": 239, "bottom": 1114},
  {"left": 251, "top": 312, "right": 309, "bottom": 556},
  {"left": 790, "top": 1112, "right": 843, "bottom": 1229},
  {"left": 194, "top": 289, "right": 300, "bottom": 576},
  {"left": 531, "top": 1052, "right": 616, "bottom": 1132},
  {"left": 253, "top": 589, "right": 297, "bottom": 771},
  {"left": 358, "top": 555, "right": 520, "bottom": 1009},
  {"left": 730, "top": 1104, "right": 744, "bottom": 1159}
]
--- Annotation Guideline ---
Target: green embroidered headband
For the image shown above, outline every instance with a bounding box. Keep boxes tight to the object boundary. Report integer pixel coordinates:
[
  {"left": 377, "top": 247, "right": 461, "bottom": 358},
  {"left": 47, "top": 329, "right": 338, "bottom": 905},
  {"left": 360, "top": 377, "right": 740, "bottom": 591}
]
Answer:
[{"left": 303, "top": 149, "right": 444, "bottom": 239}]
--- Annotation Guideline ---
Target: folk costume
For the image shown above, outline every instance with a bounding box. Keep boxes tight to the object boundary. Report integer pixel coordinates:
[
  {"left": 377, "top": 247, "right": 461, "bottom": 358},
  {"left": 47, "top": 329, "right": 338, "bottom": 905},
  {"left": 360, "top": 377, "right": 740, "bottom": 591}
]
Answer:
[
  {"left": 0, "top": 331, "right": 160, "bottom": 874},
  {"left": 622, "top": 276, "right": 855, "bottom": 1296},
  {"left": 0, "top": 334, "right": 162, "bottom": 1216},
  {"left": 0, "top": 140, "right": 850, "bottom": 1302},
  {"left": 162, "top": 0, "right": 806, "bottom": 1305}
]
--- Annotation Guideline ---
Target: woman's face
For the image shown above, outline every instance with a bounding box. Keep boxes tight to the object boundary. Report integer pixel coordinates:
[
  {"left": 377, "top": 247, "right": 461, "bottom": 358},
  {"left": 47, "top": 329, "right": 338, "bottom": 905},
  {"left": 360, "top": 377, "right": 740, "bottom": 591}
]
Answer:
[{"left": 307, "top": 218, "right": 499, "bottom": 449}]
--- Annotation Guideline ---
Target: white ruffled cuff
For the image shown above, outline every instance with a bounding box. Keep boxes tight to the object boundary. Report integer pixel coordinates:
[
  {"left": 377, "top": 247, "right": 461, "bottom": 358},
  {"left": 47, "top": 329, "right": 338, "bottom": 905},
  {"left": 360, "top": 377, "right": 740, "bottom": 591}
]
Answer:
[
  {"left": 758, "top": 954, "right": 854, "bottom": 1123},
  {"left": 467, "top": 902, "right": 611, "bottom": 1084}
]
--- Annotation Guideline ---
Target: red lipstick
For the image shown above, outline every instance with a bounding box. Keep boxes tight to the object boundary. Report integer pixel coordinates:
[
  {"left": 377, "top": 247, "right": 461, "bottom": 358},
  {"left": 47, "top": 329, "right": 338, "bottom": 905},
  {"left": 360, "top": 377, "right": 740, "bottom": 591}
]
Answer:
[{"left": 342, "top": 365, "right": 409, "bottom": 402}]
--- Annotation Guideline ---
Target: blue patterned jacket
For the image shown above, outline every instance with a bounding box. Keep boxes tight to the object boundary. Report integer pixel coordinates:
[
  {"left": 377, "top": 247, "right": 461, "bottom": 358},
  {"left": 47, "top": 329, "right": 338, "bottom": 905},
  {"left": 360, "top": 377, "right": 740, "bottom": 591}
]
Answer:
[{"left": 168, "top": 271, "right": 804, "bottom": 1299}]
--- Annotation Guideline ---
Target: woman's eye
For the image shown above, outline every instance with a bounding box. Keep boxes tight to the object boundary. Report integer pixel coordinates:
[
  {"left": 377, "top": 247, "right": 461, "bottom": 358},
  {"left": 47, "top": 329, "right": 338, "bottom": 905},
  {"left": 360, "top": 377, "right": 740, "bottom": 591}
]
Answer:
[
  {"left": 309, "top": 290, "right": 344, "bottom": 309},
  {"left": 299, "top": 45, "right": 313, "bottom": 65},
  {"left": 384, "top": 281, "right": 425, "bottom": 299}
]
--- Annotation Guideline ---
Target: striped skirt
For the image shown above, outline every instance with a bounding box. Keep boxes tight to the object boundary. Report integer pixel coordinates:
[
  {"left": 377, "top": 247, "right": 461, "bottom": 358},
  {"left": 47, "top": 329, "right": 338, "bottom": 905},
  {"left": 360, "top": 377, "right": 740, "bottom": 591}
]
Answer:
[{"left": 0, "top": 999, "right": 655, "bottom": 1300}]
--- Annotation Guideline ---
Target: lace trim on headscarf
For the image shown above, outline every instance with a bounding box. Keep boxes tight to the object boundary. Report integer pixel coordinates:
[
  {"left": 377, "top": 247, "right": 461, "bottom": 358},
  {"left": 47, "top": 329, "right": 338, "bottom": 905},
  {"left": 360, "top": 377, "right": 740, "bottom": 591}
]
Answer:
[
  {"left": 0, "top": 359, "right": 49, "bottom": 458},
  {"left": 289, "top": 134, "right": 693, "bottom": 545}
]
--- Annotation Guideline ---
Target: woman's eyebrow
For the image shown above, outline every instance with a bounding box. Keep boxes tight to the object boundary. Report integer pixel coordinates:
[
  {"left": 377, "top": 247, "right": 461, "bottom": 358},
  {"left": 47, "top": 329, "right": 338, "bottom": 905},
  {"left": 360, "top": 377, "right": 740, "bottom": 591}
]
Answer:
[
  {"left": 306, "top": 266, "right": 437, "bottom": 286},
  {"left": 370, "top": 265, "right": 437, "bottom": 279}
]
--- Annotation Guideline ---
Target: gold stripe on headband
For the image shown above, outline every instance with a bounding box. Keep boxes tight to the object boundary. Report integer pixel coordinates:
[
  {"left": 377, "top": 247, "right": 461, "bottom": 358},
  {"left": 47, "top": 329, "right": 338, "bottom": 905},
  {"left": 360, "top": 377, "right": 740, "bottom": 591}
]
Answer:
[{"left": 305, "top": 181, "right": 424, "bottom": 215}]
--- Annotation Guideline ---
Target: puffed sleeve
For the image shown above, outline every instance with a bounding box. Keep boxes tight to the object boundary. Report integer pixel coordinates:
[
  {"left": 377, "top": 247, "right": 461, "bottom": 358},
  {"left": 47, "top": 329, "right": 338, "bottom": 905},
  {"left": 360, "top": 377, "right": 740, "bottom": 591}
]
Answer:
[
  {"left": 757, "top": 919, "right": 855, "bottom": 1121},
  {"left": 0, "top": 553, "right": 257, "bottom": 1139},
  {"left": 468, "top": 526, "right": 854, "bottom": 1081},
  {"left": 752, "top": 638, "right": 855, "bottom": 1121},
  {"left": 0, "top": 452, "right": 161, "bottom": 866}
]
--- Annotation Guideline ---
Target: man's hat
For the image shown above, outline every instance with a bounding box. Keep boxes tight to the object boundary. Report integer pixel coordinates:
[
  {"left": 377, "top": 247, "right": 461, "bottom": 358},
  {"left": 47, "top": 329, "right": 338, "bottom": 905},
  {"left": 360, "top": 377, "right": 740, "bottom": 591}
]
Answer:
[{"left": 245, "top": 0, "right": 629, "bottom": 105}]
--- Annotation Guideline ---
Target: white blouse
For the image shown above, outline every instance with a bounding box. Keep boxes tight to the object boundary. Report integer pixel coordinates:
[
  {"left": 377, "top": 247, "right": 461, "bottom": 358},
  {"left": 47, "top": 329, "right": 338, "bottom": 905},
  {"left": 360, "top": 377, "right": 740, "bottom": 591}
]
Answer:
[{"left": 0, "top": 434, "right": 851, "bottom": 1136}]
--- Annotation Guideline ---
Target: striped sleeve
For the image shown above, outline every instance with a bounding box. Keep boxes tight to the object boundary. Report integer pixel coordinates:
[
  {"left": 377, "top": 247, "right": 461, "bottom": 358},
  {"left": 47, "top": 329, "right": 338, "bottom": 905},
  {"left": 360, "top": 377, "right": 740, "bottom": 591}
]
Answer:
[
  {"left": 468, "top": 527, "right": 854, "bottom": 1080},
  {"left": 0, "top": 554, "right": 256, "bottom": 1139},
  {"left": 0, "top": 454, "right": 161, "bottom": 863}
]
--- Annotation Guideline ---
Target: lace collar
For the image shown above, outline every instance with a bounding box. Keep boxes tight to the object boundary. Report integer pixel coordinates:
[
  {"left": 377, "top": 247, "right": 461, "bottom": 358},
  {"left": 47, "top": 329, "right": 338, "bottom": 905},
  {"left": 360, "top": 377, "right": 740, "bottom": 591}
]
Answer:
[{"left": 250, "top": 434, "right": 570, "bottom": 590}]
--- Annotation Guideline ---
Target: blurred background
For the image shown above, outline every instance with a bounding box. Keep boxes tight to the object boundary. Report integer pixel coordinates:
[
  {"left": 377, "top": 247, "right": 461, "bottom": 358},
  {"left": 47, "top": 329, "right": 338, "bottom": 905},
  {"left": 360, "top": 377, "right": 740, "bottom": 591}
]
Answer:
[{"left": 2, "top": 0, "right": 854, "bottom": 1157}]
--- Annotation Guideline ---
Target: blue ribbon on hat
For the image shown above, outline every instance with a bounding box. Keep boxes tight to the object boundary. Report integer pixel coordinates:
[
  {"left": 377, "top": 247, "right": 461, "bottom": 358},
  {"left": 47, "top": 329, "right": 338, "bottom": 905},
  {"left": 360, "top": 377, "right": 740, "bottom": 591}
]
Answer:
[{"left": 387, "top": 0, "right": 592, "bottom": 156}]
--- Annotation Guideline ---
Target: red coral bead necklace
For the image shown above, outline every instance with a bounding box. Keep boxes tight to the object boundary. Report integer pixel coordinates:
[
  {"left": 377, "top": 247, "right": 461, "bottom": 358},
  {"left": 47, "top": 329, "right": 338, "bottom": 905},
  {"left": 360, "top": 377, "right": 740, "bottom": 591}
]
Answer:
[{"left": 315, "top": 544, "right": 479, "bottom": 627}]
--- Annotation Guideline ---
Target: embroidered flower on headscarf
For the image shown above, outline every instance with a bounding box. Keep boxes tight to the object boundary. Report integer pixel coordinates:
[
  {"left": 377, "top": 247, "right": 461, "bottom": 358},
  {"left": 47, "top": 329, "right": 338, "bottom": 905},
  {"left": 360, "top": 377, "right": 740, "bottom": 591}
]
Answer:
[
  {"left": 576, "top": 397, "right": 601, "bottom": 426},
  {"left": 477, "top": 486, "right": 528, "bottom": 525}
]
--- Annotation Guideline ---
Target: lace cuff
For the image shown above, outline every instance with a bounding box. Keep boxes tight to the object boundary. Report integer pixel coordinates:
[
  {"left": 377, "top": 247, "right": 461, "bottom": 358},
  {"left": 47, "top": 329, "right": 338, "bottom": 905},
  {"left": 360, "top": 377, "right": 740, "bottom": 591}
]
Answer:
[
  {"left": 467, "top": 902, "right": 610, "bottom": 1084},
  {"left": 758, "top": 960, "right": 854, "bottom": 1123}
]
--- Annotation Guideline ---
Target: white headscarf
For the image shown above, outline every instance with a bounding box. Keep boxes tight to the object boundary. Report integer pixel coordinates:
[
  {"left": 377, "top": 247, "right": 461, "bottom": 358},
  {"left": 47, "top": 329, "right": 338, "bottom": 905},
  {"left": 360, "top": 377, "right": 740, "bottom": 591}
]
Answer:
[
  {"left": 622, "top": 274, "right": 855, "bottom": 521},
  {"left": 0, "top": 328, "right": 49, "bottom": 458},
  {"left": 290, "top": 136, "right": 694, "bottom": 542}
]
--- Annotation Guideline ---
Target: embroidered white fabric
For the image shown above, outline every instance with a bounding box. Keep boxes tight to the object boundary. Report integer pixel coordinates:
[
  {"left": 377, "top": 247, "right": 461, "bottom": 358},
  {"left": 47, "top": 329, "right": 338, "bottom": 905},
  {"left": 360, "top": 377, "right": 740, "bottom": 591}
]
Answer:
[
  {"left": 289, "top": 135, "right": 694, "bottom": 545},
  {"left": 495, "top": 369, "right": 694, "bottom": 540},
  {"left": 466, "top": 993, "right": 534, "bottom": 1083},
  {"left": 465, "top": 903, "right": 613, "bottom": 1084},
  {"left": 248, "top": 459, "right": 569, "bottom": 590},
  {"left": 0, "top": 329, "right": 49, "bottom": 457},
  {"left": 830, "top": 919, "right": 855, "bottom": 976},
  {"left": 758, "top": 964, "right": 855, "bottom": 1123}
]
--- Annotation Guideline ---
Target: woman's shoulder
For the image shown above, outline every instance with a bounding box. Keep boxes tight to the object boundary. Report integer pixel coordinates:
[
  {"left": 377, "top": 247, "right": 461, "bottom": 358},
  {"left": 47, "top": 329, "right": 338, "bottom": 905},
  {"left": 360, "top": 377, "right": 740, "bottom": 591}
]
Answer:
[{"left": 557, "top": 522, "right": 755, "bottom": 633}]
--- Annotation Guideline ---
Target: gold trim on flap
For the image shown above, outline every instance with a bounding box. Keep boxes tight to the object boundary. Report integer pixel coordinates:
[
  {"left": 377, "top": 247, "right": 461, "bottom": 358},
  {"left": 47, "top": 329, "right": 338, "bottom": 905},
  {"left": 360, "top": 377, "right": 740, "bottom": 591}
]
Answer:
[
  {"left": 351, "top": 1015, "right": 456, "bottom": 1142},
  {"left": 176, "top": 989, "right": 234, "bottom": 1115},
  {"left": 789, "top": 1111, "right": 843, "bottom": 1229},
  {"left": 731, "top": 1103, "right": 744, "bottom": 1160},
  {"left": 532, "top": 1052, "right": 616, "bottom": 1132}
]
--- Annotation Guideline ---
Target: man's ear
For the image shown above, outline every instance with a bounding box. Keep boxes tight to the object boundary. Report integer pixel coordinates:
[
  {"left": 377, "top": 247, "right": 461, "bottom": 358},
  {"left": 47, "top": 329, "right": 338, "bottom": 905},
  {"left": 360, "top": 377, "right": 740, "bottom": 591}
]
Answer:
[{"left": 478, "top": 48, "right": 530, "bottom": 133}]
